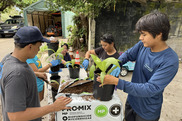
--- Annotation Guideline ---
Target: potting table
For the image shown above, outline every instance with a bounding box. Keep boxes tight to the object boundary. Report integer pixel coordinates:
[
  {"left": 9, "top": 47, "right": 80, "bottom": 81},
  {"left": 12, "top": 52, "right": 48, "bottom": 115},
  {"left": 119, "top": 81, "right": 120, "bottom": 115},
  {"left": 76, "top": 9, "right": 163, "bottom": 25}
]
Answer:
[
  {"left": 47, "top": 68, "right": 123, "bottom": 121},
  {"left": 46, "top": 68, "right": 88, "bottom": 120}
]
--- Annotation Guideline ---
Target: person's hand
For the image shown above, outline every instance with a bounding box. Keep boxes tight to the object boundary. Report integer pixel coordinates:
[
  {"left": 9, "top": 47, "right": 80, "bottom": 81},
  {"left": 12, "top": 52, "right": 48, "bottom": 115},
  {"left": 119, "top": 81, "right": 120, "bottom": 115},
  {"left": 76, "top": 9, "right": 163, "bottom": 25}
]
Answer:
[
  {"left": 49, "top": 69, "right": 62, "bottom": 74},
  {"left": 35, "top": 72, "right": 47, "bottom": 81},
  {"left": 56, "top": 55, "right": 62, "bottom": 60},
  {"left": 51, "top": 96, "right": 72, "bottom": 111},
  {"left": 50, "top": 39, "right": 58, "bottom": 43},
  {"left": 110, "top": 66, "right": 120, "bottom": 77},
  {"left": 97, "top": 75, "right": 119, "bottom": 87},
  {"left": 82, "top": 59, "right": 89, "bottom": 70},
  {"left": 50, "top": 59, "right": 60, "bottom": 67}
]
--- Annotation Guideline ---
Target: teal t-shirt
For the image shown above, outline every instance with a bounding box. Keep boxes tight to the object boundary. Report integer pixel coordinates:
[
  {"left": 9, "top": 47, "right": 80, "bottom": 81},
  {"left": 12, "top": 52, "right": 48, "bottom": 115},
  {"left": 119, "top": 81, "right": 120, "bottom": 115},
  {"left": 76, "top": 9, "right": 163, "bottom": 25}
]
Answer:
[{"left": 26, "top": 55, "right": 44, "bottom": 92}]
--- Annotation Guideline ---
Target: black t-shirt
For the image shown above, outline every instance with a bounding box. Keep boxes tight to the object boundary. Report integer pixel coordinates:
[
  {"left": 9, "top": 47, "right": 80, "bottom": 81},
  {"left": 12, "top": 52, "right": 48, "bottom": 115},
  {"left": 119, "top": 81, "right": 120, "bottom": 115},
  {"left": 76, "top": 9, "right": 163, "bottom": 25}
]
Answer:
[
  {"left": 60, "top": 52, "right": 71, "bottom": 68},
  {"left": 95, "top": 47, "right": 120, "bottom": 61}
]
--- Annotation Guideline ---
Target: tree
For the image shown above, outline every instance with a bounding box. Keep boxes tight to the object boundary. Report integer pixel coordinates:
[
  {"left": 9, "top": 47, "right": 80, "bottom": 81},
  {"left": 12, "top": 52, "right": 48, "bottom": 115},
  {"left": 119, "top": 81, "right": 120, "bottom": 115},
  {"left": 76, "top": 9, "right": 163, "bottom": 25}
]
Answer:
[
  {"left": 46, "top": 0, "right": 125, "bottom": 50},
  {"left": 46, "top": 0, "right": 118, "bottom": 18},
  {"left": 1, "top": 7, "right": 20, "bottom": 22},
  {"left": 0, "top": 0, "right": 38, "bottom": 22}
]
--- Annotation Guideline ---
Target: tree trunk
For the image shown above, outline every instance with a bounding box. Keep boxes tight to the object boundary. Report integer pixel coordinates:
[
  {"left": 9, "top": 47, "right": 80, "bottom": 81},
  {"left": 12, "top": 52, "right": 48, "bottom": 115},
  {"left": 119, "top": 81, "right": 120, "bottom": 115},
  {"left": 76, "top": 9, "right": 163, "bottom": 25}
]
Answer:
[{"left": 0, "top": 12, "right": 2, "bottom": 23}]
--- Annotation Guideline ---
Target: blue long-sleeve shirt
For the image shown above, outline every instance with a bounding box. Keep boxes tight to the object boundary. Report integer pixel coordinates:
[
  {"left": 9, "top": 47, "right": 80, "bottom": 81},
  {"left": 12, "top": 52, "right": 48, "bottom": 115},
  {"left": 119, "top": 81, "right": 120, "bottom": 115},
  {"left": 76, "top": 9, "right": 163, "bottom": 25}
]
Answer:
[{"left": 117, "top": 41, "right": 179, "bottom": 120}]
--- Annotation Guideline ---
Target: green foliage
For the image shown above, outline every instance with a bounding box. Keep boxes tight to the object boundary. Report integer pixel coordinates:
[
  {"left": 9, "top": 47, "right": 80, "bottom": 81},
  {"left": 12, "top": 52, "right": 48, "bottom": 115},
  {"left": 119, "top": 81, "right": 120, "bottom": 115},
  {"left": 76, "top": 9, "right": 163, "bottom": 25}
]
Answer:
[
  {"left": 16, "top": 0, "right": 39, "bottom": 9},
  {"left": 78, "top": 27, "right": 87, "bottom": 38},
  {"left": 0, "top": 0, "right": 38, "bottom": 12},
  {"left": 1, "top": 7, "right": 20, "bottom": 22},
  {"left": 67, "top": 25, "right": 78, "bottom": 44},
  {"left": 38, "top": 44, "right": 64, "bottom": 62},
  {"left": 46, "top": 0, "right": 118, "bottom": 18},
  {"left": 90, "top": 54, "right": 120, "bottom": 85},
  {"left": 65, "top": 59, "right": 76, "bottom": 68}
]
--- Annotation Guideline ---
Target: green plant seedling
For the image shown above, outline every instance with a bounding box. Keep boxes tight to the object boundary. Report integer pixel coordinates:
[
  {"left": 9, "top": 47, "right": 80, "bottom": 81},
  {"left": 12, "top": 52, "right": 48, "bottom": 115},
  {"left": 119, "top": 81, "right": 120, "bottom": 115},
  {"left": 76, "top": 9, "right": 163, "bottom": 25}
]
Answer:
[
  {"left": 65, "top": 59, "right": 76, "bottom": 68},
  {"left": 90, "top": 54, "right": 120, "bottom": 86},
  {"left": 38, "top": 44, "right": 64, "bottom": 63},
  {"left": 46, "top": 47, "right": 64, "bottom": 62}
]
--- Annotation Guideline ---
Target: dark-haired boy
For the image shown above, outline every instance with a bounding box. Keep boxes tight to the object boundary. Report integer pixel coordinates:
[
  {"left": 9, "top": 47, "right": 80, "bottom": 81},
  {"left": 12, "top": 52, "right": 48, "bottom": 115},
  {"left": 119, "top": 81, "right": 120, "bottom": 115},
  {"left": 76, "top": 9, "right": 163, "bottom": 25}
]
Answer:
[{"left": 97, "top": 11, "right": 179, "bottom": 121}]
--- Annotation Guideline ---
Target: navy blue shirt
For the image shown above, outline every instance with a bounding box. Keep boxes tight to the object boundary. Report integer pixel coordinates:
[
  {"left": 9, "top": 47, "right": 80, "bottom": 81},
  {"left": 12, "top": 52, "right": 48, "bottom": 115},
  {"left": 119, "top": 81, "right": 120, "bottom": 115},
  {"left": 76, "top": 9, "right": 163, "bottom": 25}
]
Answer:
[
  {"left": 117, "top": 41, "right": 179, "bottom": 120},
  {"left": 60, "top": 53, "right": 71, "bottom": 68}
]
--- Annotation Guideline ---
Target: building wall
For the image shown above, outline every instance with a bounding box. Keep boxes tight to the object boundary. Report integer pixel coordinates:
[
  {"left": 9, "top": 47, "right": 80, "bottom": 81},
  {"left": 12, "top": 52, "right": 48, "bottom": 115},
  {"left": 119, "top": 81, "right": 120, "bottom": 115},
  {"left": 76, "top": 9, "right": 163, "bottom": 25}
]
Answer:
[
  {"left": 94, "top": 2, "right": 182, "bottom": 58},
  {"left": 61, "top": 11, "right": 75, "bottom": 38}
]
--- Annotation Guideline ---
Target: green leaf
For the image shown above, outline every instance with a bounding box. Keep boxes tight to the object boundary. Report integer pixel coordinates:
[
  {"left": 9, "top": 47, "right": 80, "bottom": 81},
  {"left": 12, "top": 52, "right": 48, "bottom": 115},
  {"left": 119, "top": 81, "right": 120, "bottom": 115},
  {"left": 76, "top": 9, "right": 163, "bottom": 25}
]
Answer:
[
  {"left": 100, "top": 71, "right": 106, "bottom": 87},
  {"left": 50, "top": 80, "right": 59, "bottom": 85},
  {"left": 71, "top": 59, "right": 75, "bottom": 68},
  {"left": 90, "top": 54, "right": 104, "bottom": 71},
  {"left": 103, "top": 57, "right": 120, "bottom": 68},
  {"left": 61, "top": 80, "right": 65, "bottom": 83},
  {"left": 90, "top": 54, "right": 101, "bottom": 65},
  {"left": 89, "top": 65, "right": 95, "bottom": 79},
  {"left": 107, "top": 65, "right": 117, "bottom": 75},
  {"left": 56, "top": 53, "right": 64, "bottom": 60},
  {"left": 46, "top": 53, "right": 56, "bottom": 62},
  {"left": 56, "top": 47, "right": 64, "bottom": 53}
]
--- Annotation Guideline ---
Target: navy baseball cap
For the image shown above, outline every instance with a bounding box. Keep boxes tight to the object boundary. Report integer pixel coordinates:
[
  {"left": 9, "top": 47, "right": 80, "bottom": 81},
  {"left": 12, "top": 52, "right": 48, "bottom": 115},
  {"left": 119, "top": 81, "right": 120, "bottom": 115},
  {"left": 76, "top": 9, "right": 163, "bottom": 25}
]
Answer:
[{"left": 14, "top": 26, "right": 50, "bottom": 43}]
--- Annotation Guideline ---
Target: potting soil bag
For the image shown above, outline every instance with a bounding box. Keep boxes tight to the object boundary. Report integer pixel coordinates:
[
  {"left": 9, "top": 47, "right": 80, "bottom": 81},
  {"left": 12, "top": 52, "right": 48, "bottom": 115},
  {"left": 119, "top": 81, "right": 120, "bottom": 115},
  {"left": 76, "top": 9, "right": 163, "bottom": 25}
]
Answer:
[{"left": 56, "top": 92, "right": 123, "bottom": 121}]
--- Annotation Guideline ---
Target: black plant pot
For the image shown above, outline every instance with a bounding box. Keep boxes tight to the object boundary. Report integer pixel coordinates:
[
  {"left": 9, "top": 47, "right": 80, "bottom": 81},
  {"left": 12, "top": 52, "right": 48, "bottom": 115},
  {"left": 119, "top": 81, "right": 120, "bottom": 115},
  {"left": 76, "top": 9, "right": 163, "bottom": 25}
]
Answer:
[
  {"left": 50, "top": 75, "right": 60, "bottom": 102},
  {"left": 93, "top": 69, "right": 115, "bottom": 101},
  {"left": 47, "top": 41, "right": 59, "bottom": 56},
  {"left": 50, "top": 65, "right": 60, "bottom": 72},
  {"left": 68, "top": 64, "right": 80, "bottom": 79},
  {"left": 47, "top": 41, "right": 59, "bottom": 75}
]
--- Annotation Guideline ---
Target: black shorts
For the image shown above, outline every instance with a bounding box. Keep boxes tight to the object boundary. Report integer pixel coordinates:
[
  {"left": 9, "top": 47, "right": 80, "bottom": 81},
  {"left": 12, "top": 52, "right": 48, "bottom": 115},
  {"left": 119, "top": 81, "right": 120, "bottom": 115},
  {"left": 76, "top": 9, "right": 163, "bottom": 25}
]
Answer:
[{"left": 124, "top": 101, "right": 160, "bottom": 121}]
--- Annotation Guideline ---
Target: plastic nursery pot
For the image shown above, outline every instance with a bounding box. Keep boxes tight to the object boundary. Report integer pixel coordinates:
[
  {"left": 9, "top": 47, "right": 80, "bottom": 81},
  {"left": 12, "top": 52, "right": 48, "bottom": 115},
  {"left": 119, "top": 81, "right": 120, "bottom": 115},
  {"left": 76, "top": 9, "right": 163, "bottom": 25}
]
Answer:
[
  {"left": 50, "top": 75, "right": 60, "bottom": 102},
  {"left": 93, "top": 68, "right": 115, "bottom": 101},
  {"left": 47, "top": 41, "right": 59, "bottom": 56},
  {"left": 50, "top": 65, "right": 60, "bottom": 72},
  {"left": 68, "top": 64, "right": 80, "bottom": 79}
]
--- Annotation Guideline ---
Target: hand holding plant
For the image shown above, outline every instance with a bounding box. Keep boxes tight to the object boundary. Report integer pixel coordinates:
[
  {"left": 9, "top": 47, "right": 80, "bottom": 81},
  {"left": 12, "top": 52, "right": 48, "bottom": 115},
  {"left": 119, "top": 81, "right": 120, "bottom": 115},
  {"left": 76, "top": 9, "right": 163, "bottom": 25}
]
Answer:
[
  {"left": 97, "top": 75, "right": 119, "bottom": 87},
  {"left": 50, "top": 59, "right": 61, "bottom": 67}
]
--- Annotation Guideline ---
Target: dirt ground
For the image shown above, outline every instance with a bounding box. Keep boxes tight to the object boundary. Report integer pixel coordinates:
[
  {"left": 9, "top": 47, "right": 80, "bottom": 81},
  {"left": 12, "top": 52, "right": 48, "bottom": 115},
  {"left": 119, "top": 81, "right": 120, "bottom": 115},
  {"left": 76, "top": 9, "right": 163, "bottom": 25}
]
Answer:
[{"left": 0, "top": 37, "right": 182, "bottom": 121}]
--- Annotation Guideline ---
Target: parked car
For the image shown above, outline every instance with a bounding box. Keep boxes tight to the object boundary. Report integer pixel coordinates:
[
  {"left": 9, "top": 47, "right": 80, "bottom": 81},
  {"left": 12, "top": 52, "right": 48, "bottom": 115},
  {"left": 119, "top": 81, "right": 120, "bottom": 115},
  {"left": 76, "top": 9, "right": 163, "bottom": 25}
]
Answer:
[
  {"left": 119, "top": 52, "right": 135, "bottom": 77},
  {"left": 0, "top": 15, "right": 24, "bottom": 38},
  {"left": 120, "top": 61, "right": 135, "bottom": 77}
]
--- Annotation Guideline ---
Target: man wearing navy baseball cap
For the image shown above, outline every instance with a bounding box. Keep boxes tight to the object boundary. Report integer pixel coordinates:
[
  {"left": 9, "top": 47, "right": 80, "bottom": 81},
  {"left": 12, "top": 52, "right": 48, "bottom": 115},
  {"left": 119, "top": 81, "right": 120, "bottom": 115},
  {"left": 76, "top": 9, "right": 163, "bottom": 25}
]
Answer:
[
  {"left": 0, "top": 26, "right": 72, "bottom": 121},
  {"left": 14, "top": 26, "right": 50, "bottom": 44}
]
